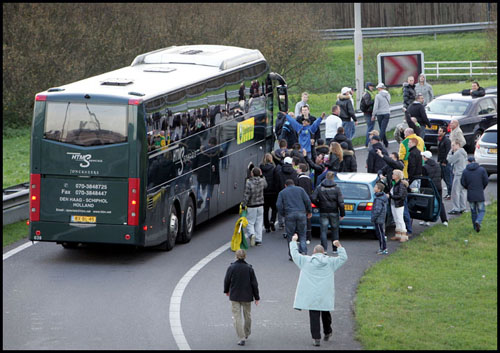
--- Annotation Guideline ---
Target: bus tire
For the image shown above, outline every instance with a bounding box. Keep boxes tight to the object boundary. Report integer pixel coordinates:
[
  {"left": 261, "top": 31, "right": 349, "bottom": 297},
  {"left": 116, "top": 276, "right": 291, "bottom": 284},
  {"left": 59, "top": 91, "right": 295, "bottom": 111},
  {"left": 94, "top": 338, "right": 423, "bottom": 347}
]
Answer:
[
  {"left": 178, "top": 198, "right": 195, "bottom": 244},
  {"left": 161, "top": 206, "right": 178, "bottom": 251}
]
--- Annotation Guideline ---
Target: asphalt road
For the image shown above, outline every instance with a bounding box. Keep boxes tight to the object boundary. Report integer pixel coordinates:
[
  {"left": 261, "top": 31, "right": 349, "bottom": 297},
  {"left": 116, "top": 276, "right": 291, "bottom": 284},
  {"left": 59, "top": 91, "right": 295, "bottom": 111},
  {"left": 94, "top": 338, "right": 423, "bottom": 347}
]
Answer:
[{"left": 3, "top": 144, "right": 497, "bottom": 350}]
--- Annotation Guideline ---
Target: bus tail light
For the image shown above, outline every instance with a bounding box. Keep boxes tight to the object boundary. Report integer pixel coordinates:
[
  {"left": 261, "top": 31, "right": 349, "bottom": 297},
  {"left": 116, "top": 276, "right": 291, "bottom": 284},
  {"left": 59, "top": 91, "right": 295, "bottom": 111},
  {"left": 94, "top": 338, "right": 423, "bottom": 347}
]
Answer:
[
  {"left": 128, "top": 178, "right": 140, "bottom": 226},
  {"left": 29, "top": 174, "right": 41, "bottom": 222},
  {"left": 311, "top": 203, "right": 317, "bottom": 208},
  {"left": 357, "top": 202, "right": 373, "bottom": 211},
  {"left": 35, "top": 94, "right": 47, "bottom": 101}
]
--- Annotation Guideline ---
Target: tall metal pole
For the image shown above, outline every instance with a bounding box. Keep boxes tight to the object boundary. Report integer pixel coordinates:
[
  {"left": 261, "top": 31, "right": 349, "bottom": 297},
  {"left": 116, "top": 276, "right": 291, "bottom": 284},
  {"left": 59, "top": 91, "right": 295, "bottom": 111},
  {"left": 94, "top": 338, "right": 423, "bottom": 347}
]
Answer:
[{"left": 354, "top": 3, "right": 364, "bottom": 110}]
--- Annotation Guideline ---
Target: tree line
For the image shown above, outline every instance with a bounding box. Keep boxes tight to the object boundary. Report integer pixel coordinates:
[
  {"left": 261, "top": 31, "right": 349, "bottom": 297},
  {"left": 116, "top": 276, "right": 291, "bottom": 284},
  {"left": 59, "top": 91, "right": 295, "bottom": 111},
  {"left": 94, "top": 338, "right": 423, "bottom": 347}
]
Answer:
[{"left": 3, "top": 3, "right": 496, "bottom": 129}]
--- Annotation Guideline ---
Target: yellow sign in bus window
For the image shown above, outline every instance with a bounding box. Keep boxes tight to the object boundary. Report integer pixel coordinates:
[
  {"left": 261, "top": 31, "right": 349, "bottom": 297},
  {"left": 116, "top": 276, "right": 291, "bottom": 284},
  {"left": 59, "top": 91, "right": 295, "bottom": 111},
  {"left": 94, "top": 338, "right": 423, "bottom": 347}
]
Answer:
[{"left": 237, "top": 118, "right": 254, "bottom": 144}]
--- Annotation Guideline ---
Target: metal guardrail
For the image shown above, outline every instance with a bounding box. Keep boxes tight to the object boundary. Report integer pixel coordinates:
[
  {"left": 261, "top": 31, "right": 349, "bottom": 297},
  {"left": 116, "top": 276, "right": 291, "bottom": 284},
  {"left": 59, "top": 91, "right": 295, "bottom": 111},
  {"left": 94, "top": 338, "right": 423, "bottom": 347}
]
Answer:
[
  {"left": 318, "top": 22, "right": 497, "bottom": 40},
  {"left": 3, "top": 182, "right": 30, "bottom": 226},
  {"left": 424, "top": 60, "right": 497, "bottom": 78}
]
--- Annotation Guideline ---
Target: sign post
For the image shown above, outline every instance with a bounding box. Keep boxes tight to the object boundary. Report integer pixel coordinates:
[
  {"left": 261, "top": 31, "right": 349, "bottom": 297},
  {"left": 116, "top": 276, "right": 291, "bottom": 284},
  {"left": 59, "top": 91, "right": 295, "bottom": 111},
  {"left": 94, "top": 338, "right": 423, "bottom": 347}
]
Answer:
[
  {"left": 354, "top": 3, "right": 364, "bottom": 109},
  {"left": 377, "top": 51, "right": 424, "bottom": 87}
]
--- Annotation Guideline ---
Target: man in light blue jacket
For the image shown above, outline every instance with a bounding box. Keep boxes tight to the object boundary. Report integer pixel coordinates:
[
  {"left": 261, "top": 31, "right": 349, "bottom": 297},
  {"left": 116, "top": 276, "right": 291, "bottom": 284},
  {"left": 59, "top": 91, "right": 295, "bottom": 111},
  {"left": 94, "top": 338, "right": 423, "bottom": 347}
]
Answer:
[{"left": 290, "top": 234, "right": 348, "bottom": 346}]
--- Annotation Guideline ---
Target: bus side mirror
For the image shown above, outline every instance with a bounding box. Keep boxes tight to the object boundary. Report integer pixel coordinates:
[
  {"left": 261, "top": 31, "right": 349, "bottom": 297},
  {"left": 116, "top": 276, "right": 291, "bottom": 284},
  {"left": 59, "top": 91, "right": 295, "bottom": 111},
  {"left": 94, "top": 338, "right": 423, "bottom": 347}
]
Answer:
[{"left": 276, "top": 85, "right": 288, "bottom": 112}]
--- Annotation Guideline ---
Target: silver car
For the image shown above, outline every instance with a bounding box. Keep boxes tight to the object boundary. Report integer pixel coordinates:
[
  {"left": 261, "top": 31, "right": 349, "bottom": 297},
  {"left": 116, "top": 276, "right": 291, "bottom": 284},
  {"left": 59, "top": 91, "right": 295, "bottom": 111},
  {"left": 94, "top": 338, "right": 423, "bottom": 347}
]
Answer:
[{"left": 474, "top": 124, "right": 497, "bottom": 176}]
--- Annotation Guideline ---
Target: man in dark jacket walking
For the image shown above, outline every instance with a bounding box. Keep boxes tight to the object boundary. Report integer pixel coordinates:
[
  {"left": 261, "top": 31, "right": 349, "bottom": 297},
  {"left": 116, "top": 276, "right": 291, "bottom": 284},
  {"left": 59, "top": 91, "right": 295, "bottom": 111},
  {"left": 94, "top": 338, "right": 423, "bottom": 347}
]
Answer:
[
  {"left": 421, "top": 151, "right": 448, "bottom": 227},
  {"left": 310, "top": 172, "right": 345, "bottom": 254},
  {"left": 437, "top": 127, "right": 452, "bottom": 199},
  {"left": 461, "top": 156, "right": 489, "bottom": 232},
  {"left": 260, "top": 154, "right": 279, "bottom": 233},
  {"left": 361, "top": 82, "right": 376, "bottom": 147},
  {"left": 407, "top": 138, "right": 423, "bottom": 185},
  {"left": 277, "top": 179, "right": 313, "bottom": 258},
  {"left": 366, "top": 135, "right": 389, "bottom": 174},
  {"left": 336, "top": 87, "right": 357, "bottom": 139},
  {"left": 224, "top": 249, "right": 260, "bottom": 346}
]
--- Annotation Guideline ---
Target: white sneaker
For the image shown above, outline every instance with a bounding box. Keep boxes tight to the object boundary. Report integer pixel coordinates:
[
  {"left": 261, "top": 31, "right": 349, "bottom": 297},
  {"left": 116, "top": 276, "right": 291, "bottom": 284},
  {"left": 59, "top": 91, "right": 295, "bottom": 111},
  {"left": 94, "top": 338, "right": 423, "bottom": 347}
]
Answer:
[
  {"left": 424, "top": 222, "right": 431, "bottom": 226},
  {"left": 443, "top": 221, "right": 448, "bottom": 227},
  {"left": 306, "top": 240, "right": 311, "bottom": 245},
  {"left": 250, "top": 235, "right": 256, "bottom": 247}
]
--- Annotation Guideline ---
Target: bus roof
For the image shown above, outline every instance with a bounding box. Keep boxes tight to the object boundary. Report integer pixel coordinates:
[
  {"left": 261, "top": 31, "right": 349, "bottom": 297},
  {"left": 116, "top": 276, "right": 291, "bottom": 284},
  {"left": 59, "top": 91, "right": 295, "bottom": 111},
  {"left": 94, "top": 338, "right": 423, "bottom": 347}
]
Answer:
[{"left": 38, "top": 45, "right": 266, "bottom": 102}]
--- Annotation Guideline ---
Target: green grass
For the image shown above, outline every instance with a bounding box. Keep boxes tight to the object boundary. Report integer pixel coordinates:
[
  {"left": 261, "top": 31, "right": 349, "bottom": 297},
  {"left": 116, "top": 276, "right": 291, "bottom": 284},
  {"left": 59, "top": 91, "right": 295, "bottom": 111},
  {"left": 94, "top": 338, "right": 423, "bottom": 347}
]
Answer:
[
  {"left": 3, "top": 127, "right": 31, "bottom": 188},
  {"left": 3, "top": 219, "right": 29, "bottom": 247},
  {"left": 355, "top": 201, "right": 497, "bottom": 350}
]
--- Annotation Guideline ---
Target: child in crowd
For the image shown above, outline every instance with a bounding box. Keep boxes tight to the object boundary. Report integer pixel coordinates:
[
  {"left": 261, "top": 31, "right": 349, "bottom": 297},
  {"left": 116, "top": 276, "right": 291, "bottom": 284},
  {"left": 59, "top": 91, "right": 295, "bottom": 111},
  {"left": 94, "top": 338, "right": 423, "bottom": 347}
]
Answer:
[{"left": 371, "top": 182, "right": 388, "bottom": 255}]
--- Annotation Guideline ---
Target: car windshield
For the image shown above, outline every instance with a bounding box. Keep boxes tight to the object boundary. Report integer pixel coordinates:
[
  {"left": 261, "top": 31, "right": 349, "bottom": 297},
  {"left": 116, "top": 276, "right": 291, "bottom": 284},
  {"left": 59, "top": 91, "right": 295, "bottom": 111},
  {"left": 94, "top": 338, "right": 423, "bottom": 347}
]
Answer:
[
  {"left": 426, "top": 99, "right": 470, "bottom": 115},
  {"left": 44, "top": 102, "right": 128, "bottom": 146},
  {"left": 336, "top": 182, "right": 371, "bottom": 200}
]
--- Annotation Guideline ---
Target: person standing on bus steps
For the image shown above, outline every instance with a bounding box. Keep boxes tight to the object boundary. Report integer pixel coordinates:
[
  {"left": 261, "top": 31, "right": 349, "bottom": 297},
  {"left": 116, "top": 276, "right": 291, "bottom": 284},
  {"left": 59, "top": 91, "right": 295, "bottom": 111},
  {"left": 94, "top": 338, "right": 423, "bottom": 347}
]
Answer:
[
  {"left": 241, "top": 167, "right": 267, "bottom": 246},
  {"left": 372, "top": 83, "right": 391, "bottom": 148},
  {"left": 224, "top": 249, "right": 260, "bottom": 346},
  {"left": 360, "top": 82, "right": 376, "bottom": 147},
  {"left": 260, "top": 153, "right": 279, "bottom": 233},
  {"left": 460, "top": 156, "right": 489, "bottom": 232},
  {"left": 336, "top": 87, "right": 357, "bottom": 140},
  {"left": 289, "top": 234, "right": 347, "bottom": 347},
  {"left": 279, "top": 113, "right": 298, "bottom": 150},
  {"left": 415, "top": 73, "right": 434, "bottom": 105}
]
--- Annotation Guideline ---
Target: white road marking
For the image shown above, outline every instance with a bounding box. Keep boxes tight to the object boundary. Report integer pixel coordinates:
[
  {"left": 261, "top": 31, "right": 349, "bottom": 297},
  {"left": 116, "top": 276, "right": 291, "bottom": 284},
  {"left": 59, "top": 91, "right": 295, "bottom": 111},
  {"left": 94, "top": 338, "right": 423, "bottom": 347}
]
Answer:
[
  {"left": 3, "top": 241, "right": 38, "bottom": 261},
  {"left": 169, "top": 241, "right": 231, "bottom": 350}
]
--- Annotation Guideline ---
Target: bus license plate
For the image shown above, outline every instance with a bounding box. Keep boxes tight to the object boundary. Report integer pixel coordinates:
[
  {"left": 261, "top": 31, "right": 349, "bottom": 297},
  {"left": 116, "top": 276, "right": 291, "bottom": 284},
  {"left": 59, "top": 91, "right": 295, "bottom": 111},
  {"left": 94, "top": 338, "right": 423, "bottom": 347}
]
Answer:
[
  {"left": 488, "top": 148, "right": 497, "bottom": 154},
  {"left": 344, "top": 204, "right": 354, "bottom": 211},
  {"left": 430, "top": 125, "right": 439, "bottom": 130},
  {"left": 71, "top": 215, "right": 96, "bottom": 223}
]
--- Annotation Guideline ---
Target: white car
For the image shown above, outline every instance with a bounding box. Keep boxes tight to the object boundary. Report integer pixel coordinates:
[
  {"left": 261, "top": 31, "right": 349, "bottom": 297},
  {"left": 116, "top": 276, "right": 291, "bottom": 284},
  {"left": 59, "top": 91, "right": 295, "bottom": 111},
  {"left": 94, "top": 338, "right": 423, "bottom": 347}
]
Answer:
[{"left": 474, "top": 124, "right": 497, "bottom": 176}]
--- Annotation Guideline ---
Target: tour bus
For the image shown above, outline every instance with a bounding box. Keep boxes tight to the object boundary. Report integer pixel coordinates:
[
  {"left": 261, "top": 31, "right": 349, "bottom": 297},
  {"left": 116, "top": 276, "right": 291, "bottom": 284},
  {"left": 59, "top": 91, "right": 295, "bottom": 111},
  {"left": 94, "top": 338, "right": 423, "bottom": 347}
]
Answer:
[{"left": 29, "top": 45, "right": 288, "bottom": 250}]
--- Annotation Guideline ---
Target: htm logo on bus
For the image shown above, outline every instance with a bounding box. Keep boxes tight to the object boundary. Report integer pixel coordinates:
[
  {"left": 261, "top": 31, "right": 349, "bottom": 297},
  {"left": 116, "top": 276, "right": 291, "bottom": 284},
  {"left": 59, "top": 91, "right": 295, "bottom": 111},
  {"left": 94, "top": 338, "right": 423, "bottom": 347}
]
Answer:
[{"left": 66, "top": 152, "right": 103, "bottom": 168}]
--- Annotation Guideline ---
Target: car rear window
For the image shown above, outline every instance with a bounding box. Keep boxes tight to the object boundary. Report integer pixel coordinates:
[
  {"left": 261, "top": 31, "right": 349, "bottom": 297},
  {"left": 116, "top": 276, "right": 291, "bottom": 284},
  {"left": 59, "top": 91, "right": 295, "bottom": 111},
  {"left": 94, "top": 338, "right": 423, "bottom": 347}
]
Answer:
[
  {"left": 426, "top": 99, "right": 470, "bottom": 115},
  {"left": 336, "top": 182, "right": 371, "bottom": 200},
  {"left": 481, "top": 131, "right": 497, "bottom": 144}
]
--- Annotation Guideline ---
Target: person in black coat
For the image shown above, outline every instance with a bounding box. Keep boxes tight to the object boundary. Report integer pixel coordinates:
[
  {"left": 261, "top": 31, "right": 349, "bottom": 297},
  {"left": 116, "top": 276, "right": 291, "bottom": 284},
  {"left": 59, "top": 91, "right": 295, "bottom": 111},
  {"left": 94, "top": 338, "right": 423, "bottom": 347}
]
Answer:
[
  {"left": 333, "top": 126, "right": 354, "bottom": 152},
  {"left": 421, "top": 150, "right": 448, "bottom": 225},
  {"left": 304, "top": 152, "right": 327, "bottom": 188},
  {"left": 260, "top": 153, "right": 280, "bottom": 233},
  {"left": 366, "top": 135, "right": 389, "bottom": 174},
  {"left": 437, "top": 127, "right": 452, "bottom": 198},
  {"left": 275, "top": 157, "right": 298, "bottom": 192},
  {"left": 406, "top": 138, "right": 423, "bottom": 185},
  {"left": 402, "top": 76, "right": 416, "bottom": 108},
  {"left": 461, "top": 81, "right": 486, "bottom": 98},
  {"left": 224, "top": 249, "right": 260, "bottom": 346},
  {"left": 376, "top": 151, "right": 404, "bottom": 193},
  {"left": 460, "top": 156, "right": 489, "bottom": 232},
  {"left": 407, "top": 94, "right": 431, "bottom": 139},
  {"left": 339, "top": 142, "right": 357, "bottom": 172},
  {"left": 314, "top": 139, "right": 330, "bottom": 156}
]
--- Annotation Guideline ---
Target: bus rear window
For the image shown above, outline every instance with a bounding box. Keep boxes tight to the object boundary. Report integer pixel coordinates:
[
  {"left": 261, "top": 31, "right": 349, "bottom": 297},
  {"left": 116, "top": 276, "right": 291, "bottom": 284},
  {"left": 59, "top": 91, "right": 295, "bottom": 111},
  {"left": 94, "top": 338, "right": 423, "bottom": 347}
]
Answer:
[{"left": 44, "top": 102, "right": 128, "bottom": 146}]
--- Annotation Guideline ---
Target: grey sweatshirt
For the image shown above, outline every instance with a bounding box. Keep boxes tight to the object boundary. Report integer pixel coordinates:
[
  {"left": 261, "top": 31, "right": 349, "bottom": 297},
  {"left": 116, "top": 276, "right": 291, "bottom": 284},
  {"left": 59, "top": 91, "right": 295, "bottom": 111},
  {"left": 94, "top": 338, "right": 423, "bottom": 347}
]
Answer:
[
  {"left": 372, "top": 89, "right": 391, "bottom": 116},
  {"left": 447, "top": 147, "right": 468, "bottom": 176}
]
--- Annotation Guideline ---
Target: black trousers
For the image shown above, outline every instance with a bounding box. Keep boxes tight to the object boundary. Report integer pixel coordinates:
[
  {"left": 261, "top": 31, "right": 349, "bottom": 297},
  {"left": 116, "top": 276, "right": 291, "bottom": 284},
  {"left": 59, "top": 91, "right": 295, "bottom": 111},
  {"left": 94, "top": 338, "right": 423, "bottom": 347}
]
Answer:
[
  {"left": 309, "top": 310, "right": 332, "bottom": 339},
  {"left": 263, "top": 193, "right": 278, "bottom": 230}
]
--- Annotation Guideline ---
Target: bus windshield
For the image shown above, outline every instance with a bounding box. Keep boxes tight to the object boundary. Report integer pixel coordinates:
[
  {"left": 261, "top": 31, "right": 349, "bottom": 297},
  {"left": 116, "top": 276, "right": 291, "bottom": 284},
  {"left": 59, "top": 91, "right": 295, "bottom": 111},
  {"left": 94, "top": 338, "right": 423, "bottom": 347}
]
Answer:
[{"left": 44, "top": 102, "right": 128, "bottom": 146}]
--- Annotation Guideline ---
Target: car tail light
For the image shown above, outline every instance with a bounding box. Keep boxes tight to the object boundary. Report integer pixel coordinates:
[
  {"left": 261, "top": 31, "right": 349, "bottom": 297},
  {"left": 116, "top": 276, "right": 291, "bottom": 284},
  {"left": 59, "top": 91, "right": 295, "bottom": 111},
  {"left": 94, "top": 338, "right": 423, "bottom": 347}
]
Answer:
[
  {"left": 29, "top": 174, "right": 41, "bottom": 222},
  {"left": 476, "top": 142, "right": 480, "bottom": 150},
  {"left": 128, "top": 178, "right": 140, "bottom": 226},
  {"left": 311, "top": 203, "right": 317, "bottom": 208},
  {"left": 357, "top": 202, "right": 373, "bottom": 211}
]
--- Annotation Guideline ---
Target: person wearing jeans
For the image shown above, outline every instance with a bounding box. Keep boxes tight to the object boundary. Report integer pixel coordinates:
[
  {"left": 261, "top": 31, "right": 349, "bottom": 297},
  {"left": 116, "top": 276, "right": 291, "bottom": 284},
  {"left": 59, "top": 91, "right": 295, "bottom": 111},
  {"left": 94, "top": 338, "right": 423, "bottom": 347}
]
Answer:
[
  {"left": 241, "top": 167, "right": 267, "bottom": 246},
  {"left": 277, "top": 179, "right": 313, "bottom": 258},
  {"left": 461, "top": 156, "right": 489, "bottom": 232},
  {"left": 376, "top": 114, "right": 390, "bottom": 147},
  {"left": 310, "top": 171, "right": 345, "bottom": 254},
  {"left": 372, "top": 83, "right": 391, "bottom": 148}
]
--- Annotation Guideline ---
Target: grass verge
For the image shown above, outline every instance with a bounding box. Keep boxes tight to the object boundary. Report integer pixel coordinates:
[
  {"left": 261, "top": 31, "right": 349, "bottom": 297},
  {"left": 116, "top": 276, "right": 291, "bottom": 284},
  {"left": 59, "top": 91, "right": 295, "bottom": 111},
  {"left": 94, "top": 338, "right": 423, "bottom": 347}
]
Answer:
[
  {"left": 3, "top": 127, "right": 31, "bottom": 188},
  {"left": 355, "top": 201, "right": 497, "bottom": 350},
  {"left": 3, "top": 219, "right": 29, "bottom": 247}
]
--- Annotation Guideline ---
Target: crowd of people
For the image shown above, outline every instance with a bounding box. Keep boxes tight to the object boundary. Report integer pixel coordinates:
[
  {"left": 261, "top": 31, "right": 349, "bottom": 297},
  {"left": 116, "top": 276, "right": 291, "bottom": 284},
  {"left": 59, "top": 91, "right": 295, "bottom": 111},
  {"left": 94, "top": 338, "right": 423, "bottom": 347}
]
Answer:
[
  {"left": 240, "top": 79, "right": 489, "bottom": 256},
  {"left": 227, "top": 79, "right": 490, "bottom": 347}
]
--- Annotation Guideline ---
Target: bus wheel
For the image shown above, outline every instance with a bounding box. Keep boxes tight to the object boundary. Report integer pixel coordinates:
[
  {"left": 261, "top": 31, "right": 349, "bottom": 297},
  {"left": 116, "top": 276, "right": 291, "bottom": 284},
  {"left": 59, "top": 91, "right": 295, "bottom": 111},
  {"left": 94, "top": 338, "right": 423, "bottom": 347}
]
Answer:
[
  {"left": 166, "top": 207, "right": 179, "bottom": 251},
  {"left": 178, "top": 198, "right": 194, "bottom": 244}
]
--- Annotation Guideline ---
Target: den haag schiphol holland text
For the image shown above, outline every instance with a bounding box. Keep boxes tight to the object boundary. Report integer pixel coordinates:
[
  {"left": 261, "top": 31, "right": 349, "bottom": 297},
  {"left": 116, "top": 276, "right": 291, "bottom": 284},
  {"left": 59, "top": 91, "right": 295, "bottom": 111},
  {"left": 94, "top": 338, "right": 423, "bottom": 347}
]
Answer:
[{"left": 57, "top": 183, "right": 110, "bottom": 213}]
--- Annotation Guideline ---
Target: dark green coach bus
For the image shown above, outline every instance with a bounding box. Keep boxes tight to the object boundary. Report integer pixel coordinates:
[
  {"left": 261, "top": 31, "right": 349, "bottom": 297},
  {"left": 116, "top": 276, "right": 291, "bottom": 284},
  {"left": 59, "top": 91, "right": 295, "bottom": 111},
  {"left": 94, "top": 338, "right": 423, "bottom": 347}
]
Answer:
[{"left": 29, "top": 45, "right": 288, "bottom": 250}]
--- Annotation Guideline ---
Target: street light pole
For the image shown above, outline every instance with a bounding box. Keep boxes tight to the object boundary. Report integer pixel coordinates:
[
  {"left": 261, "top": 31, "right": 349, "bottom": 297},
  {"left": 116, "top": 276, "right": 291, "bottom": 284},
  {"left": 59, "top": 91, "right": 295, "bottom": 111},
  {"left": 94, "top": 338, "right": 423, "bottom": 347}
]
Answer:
[{"left": 354, "top": 3, "right": 364, "bottom": 110}]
